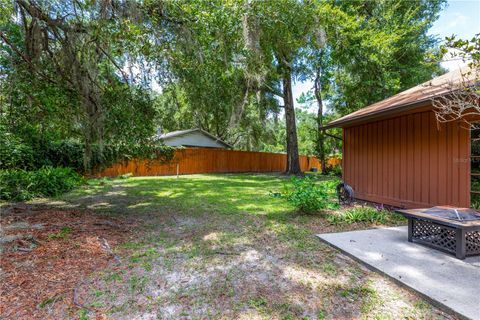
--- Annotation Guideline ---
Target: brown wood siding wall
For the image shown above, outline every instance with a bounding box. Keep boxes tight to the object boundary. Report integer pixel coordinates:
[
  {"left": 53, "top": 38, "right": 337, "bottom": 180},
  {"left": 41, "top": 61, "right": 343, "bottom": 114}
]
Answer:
[
  {"left": 343, "top": 110, "right": 470, "bottom": 208},
  {"left": 95, "top": 148, "right": 341, "bottom": 177}
]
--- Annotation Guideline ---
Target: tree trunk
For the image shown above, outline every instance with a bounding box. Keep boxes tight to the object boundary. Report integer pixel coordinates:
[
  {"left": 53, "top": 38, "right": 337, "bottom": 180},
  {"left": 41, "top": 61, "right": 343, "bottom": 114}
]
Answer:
[
  {"left": 314, "top": 70, "right": 327, "bottom": 175},
  {"left": 70, "top": 47, "right": 104, "bottom": 174},
  {"left": 83, "top": 98, "right": 101, "bottom": 174},
  {"left": 83, "top": 132, "right": 92, "bottom": 173},
  {"left": 283, "top": 69, "right": 301, "bottom": 174}
]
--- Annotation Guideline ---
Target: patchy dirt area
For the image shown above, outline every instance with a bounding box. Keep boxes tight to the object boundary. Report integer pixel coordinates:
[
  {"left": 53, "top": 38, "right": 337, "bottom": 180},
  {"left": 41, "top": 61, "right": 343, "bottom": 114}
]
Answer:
[
  {"left": 63, "top": 210, "right": 456, "bottom": 320},
  {"left": 0, "top": 205, "right": 132, "bottom": 319},
  {"left": 0, "top": 175, "right": 461, "bottom": 319}
]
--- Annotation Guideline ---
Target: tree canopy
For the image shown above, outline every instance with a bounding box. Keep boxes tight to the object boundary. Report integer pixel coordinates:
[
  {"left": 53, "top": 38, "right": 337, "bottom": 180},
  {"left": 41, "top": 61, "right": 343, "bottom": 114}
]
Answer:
[{"left": 1, "top": 0, "right": 448, "bottom": 173}]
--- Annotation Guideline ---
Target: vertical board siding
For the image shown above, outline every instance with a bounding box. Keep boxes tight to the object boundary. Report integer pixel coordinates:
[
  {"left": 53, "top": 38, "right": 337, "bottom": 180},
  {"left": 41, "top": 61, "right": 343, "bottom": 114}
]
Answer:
[
  {"left": 95, "top": 148, "right": 340, "bottom": 177},
  {"left": 343, "top": 110, "right": 470, "bottom": 208}
]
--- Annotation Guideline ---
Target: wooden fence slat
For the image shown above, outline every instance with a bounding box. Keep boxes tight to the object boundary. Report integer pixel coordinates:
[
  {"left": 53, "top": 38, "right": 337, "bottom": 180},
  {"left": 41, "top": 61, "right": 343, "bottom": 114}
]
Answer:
[{"left": 95, "top": 148, "right": 340, "bottom": 177}]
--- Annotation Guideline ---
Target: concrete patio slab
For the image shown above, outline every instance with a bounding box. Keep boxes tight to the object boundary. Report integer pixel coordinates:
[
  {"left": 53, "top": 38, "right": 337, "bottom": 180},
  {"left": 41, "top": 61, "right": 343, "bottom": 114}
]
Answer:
[{"left": 317, "top": 226, "right": 480, "bottom": 320}]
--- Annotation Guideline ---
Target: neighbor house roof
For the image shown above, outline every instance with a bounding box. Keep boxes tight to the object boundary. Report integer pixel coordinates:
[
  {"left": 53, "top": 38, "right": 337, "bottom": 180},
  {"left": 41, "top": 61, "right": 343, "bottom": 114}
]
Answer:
[
  {"left": 324, "top": 67, "right": 478, "bottom": 128},
  {"left": 157, "top": 128, "right": 233, "bottom": 149}
]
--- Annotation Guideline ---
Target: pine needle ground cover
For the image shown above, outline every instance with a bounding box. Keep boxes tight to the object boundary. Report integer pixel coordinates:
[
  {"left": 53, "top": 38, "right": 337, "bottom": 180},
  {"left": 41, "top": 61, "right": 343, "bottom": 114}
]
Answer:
[{"left": 1, "top": 174, "right": 454, "bottom": 319}]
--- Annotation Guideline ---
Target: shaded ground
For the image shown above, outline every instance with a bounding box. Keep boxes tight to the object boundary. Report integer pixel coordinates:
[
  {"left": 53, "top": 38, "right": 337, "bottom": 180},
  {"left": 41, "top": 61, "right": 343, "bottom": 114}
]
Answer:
[
  {"left": 0, "top": 174, "right": 457, "bottom": 319},
  {"left": 0, "top": 206, "right": 132, "bottom": 319}
]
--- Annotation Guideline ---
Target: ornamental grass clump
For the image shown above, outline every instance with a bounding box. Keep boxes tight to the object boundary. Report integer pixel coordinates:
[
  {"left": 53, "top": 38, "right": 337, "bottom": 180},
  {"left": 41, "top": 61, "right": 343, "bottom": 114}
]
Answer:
[{"left": 328, "top": 206, "right": 387, "bottom": 225}]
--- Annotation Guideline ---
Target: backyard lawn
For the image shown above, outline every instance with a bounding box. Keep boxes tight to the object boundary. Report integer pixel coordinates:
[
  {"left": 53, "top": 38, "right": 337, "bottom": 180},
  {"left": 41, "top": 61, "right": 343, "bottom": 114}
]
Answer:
[{"left": 1, "top": 174, "right": 456, "bottom": 319}]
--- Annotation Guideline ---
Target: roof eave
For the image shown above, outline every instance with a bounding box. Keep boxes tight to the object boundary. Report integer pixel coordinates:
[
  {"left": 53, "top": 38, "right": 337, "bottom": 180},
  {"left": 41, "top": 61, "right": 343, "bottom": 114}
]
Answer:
[
  {"left": 323, "top": 99, "right": 433, "bottom": 129},
  {"left": 159, "top": 128, "right": 197, "bottom": 139},
  {"left": 196, "top": 129, "right": 233, "bottom": 149},
  {"left": 159, "top": 128, "right": 233, "bottom": 149}
]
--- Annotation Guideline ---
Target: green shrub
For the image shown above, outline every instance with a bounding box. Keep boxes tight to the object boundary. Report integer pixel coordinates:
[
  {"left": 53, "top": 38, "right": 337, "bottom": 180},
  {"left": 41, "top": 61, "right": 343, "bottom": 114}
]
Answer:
[
  {"left": 31, "top": 166, "right": 84, "bottom": 196},
  {"left": 0, "top": 170, "right": 35, "bottom": 201},
  {"left": 0, "top": 166, "right": 83, "bottom": 201},
  {"left": 1, "top": 135, "right": 175, "bottom": 173},
  {"left": 44, "top": 140, "right": 85, "bottom": 171},
  {"left": 43, "top": 140, "right": 175, "bottom": 172},
  {"left": 0, "top": 133, "right": 35, "bottom": 170},
  {"left": 471, "top": 193, "right": 480, "bottom": 209},
  {"left": 283, "top": 177, "right": 339, "bottom": 213},
  {"left": 327, "top": 164, "right": 342, "bottom": 177},
  {"left": 0, "top": 121, "right": 175, "bottom": 173},
  {"left": 328, "top": 207, "right": 387, "bottom": 224}
]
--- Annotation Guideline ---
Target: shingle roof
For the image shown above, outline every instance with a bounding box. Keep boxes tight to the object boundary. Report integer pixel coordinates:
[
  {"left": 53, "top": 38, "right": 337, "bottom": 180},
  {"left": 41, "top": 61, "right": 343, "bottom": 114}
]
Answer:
[
  {"left": 325, "top": 67, "right": 477, "bottom": 128},
  {"left": 157, "top": 128, "right": 233, "bottom": 148}
]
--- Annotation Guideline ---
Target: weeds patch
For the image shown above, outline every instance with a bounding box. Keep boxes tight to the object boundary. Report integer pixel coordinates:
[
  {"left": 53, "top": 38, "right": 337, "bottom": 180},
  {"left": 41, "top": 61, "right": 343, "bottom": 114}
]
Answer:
[
  {"left": 249, "top": 296, "right": 268, "bottom": 308},
  {"left": 321, "top": 262, "right": 337, "bottom": 276},
  {"left": 78, "top": 308, "right": 89, "bottom": 320},
  {"left": 128, "top": 275, "right": 149, "bottom": 294},
  {"left": 47, "top": 226, "right": 72, "bottom": 239},
  {"left": 38, "top": 294, "right": 64, "bottom": 308}
]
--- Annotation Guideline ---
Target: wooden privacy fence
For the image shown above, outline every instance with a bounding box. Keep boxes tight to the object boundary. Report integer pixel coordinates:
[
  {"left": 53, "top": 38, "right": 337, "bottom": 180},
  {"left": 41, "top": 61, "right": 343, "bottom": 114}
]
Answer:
[{"left": 95, "top": 148, "right": 341, "bottom": 177}]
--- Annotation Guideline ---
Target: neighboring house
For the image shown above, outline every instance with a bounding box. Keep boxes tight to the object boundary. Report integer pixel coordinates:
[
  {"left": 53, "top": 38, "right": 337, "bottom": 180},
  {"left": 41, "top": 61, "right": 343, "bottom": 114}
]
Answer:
[
  {"left": 157, "top": 128, "right": 232, "bottom": 149},
  {"left": 325, "top": 68, "right": 476, "bottom": 208}
]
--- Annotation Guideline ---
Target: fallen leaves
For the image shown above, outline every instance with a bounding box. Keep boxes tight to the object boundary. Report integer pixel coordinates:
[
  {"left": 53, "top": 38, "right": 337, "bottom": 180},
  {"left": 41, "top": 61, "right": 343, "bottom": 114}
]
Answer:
[{"left": 0, "top": 206, "right": 131, "bottom": 319}]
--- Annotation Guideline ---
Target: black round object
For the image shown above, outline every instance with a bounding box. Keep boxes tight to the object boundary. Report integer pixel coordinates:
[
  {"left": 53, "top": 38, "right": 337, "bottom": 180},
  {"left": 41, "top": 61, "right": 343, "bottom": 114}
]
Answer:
[{"left": 336, "top": 182, "right": 355, "bottom": 205}]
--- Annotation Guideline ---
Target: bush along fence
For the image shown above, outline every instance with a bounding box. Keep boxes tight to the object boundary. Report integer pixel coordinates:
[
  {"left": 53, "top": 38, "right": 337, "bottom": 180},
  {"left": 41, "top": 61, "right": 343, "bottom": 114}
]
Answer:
[
  {"left": 0, "top": 137, "right": 176, "bottom": 201},
  {"left": 95, "top": 148, "right": 342, "bottom": 177}
]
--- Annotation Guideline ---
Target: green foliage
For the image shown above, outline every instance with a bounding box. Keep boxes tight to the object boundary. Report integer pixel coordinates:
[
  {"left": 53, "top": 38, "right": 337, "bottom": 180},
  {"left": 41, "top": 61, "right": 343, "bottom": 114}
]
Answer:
[
  {"left": 102, "top": 85, "right": 158, "bottom": 146},
  {"left": 153, "top": 85, "right": 195, "bottom": 134},
  {"left": 149, "top": 0, "right": 248, "bottom": 143},
  {"left": 0, "top": 1, "right": 162, "bottom": 171},
  {"left": 48, "top": 227, "right": 73, "bottom": 239},
  {"left": 472, "top": 176, "right": 480, "bottom": 191},
  {"left": 328, "top": 207, "right": 387, "bottom": 225},
  {"left": 283, "top": 177, "right": 339, "bottom": 213},
  {"left": 472, "top": 143, "right": 480, "bottom": 160},
  {"left": 321, "top": 0, "right": 446, "bottom": 116},
  {"left": 0, "top": 132, "right": 35, "bottom": 170},
  {"left": 150, "top": 0, "right": 445, "bottom": 154},
  {"left": 78, "top": 309, "right": 89, "bottom": 320},
  {"left": 326, "top": 164, "right": 342, "bottom": 177},
  {"left": 0, "top": 133, "right": 175, "bottom": 174},
  {"left": 0, "top": 167, "right": 84, "bottom": 201},
  {"left": 471, "top": 193, "right": 480, "bottom": 210},
  {"left": 442, "top": 33, "right": 480, "bottom": 69},
  {"left": 95, "top": 142, "right": 176, "bottom": 172},
  {"left": 249, "top": 297, "right": 268, "bottom": 308},
  {"left": 1, "top": 0, "right": 447, "bottom": 170},
  {"left": 295, "top": 95, "right": 344, "bottom": 158},
  {"left": 0, "top": 170, "right": 33, "bottom": 201},
  {"left": 43, "top": 140, "right": 85, "bottom": 171}
]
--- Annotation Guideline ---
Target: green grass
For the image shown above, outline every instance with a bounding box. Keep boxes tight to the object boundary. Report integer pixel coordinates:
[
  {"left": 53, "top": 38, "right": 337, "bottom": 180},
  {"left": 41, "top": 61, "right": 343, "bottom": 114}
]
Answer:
[
  {"left": 47, "top": 174, "right": 444, "bottom": 319},
  {"left": 63, "top": 174, "right": 302, "bottom": 217}
]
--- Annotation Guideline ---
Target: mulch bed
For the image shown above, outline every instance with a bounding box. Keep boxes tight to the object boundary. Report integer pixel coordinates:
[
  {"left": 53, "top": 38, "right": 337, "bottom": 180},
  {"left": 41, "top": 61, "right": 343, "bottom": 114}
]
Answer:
[{"left": 0, "top": 206, "right": 132, "bottom": 319}]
